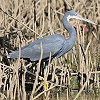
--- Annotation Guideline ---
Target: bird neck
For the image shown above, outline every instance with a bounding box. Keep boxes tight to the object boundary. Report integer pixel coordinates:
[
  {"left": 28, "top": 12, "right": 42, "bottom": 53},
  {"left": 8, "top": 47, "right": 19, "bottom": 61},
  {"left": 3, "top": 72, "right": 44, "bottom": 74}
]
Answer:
[{"left": 63, "top": 14, "right": 77, "bottom": 43}]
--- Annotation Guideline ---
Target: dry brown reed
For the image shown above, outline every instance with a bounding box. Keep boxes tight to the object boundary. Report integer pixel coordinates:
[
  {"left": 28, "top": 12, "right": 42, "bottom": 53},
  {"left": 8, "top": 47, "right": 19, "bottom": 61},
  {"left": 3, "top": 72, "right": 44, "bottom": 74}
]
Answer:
[{"left": 0, "top": 0, "right": 100, "bottom": 100}]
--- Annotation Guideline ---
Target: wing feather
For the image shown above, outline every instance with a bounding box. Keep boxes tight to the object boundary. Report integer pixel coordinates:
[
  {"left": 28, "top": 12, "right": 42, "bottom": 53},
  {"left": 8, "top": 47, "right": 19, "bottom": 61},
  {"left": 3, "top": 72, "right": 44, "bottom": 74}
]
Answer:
[{"left": 8, "top": 34, "right": 65, "bottom": 61}]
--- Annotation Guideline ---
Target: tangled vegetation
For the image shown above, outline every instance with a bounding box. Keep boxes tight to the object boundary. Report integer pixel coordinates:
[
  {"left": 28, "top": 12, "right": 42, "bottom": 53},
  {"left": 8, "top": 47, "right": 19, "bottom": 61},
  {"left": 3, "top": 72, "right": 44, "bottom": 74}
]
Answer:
[{"left": 0, "top": 0, "right": 100, "bottom": 100}]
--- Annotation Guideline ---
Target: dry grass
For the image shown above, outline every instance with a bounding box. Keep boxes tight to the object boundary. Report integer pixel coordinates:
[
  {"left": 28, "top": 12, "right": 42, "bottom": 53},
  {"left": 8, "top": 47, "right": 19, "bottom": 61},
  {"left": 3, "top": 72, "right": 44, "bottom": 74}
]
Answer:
[{"left": 0, "top": 0, "right": 100, "bottom": 100}]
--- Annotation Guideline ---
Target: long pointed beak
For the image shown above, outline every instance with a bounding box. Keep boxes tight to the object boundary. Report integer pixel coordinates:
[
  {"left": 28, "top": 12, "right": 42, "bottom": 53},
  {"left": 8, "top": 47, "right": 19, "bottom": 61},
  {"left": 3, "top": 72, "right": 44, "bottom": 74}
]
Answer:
[{"left": 75, "top": 15, "right": 97, "bottom": 25}]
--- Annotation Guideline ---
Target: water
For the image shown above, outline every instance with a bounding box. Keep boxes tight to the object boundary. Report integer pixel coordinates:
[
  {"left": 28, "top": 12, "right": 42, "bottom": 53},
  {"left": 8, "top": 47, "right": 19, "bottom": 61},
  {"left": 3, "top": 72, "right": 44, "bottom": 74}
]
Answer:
[
  {"left": 30, "top": 88, "right": 100, "bottom": 100},
  {"left": 48, "top": 88, "right": 100, "bottom": 100}
]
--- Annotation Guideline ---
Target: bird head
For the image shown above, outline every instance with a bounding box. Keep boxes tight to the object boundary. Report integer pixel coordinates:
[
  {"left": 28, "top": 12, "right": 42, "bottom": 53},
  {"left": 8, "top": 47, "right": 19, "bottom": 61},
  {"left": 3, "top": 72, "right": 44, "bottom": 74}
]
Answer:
[
  {"left": 64, "top": 10, "right": 97, "bottom": 33},
  {"left": 66, "top": 10, "right": 96, "bottom": 25}
]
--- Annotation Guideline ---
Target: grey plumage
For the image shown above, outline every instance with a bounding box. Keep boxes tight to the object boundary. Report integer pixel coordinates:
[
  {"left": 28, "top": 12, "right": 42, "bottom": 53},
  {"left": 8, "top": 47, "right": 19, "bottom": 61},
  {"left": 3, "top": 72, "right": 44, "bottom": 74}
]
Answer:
[{"left": 8, "top": 10, "right": 96, "bottom": 61}]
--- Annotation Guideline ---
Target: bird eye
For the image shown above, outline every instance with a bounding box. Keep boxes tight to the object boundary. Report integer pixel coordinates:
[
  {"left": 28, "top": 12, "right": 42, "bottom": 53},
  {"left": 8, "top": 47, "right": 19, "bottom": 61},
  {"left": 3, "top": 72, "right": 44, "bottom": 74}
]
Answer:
[{"left": 69, "top": 18, "right": 74, "bottom": 21}]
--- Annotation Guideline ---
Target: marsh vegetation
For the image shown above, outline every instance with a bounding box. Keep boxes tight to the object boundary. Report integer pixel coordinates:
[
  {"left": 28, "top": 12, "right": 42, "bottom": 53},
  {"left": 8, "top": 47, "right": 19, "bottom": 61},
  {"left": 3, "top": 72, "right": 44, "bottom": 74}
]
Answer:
[{"left": 0, "top": 0, "right": 100, "bottom": 100}]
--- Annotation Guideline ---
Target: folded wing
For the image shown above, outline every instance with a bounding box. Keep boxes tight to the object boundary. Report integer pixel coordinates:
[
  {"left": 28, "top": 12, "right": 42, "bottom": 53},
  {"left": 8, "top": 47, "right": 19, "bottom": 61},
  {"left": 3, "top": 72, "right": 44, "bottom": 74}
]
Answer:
[{"left": 8, "top": 34, "right": 65, "bottom": 61}]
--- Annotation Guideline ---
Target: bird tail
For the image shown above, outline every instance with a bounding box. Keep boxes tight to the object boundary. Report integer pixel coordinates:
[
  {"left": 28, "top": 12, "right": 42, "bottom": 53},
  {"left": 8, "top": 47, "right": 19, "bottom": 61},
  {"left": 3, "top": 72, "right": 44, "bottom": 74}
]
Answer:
[{"left": 7, "top": 51, "right": 20, "bottom": 59}]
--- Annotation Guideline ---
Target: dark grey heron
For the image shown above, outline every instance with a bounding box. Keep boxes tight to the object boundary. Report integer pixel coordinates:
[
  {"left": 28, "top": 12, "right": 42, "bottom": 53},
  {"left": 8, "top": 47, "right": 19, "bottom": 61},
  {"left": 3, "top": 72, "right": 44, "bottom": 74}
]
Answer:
[{"left": 8, "top": 10, "right": 96, "bottom": 63}]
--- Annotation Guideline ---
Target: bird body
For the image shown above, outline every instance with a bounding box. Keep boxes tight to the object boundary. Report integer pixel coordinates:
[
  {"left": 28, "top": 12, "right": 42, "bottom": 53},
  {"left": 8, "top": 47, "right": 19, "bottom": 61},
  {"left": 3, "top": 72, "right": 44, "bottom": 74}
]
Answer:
[
  {"left": 8, "top": 34, "right": 74, "bottom": 61},
  {"left": 8, "top": 10, "right": 96, "bottom": 61}
]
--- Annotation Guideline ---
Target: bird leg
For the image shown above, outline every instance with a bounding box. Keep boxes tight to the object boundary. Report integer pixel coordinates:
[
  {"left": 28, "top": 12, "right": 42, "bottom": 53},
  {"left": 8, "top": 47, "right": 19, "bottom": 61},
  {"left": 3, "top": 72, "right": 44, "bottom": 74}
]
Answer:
[{"left": 39, "top": 61, "right": 48, "bottom": 77}]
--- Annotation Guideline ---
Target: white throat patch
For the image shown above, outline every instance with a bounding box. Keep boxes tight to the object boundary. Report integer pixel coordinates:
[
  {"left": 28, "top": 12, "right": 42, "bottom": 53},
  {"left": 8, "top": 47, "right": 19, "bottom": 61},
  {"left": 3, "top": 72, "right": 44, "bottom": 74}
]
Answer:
[{"left": 67, "top": 15, "right": 78, "bottom": 21}]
